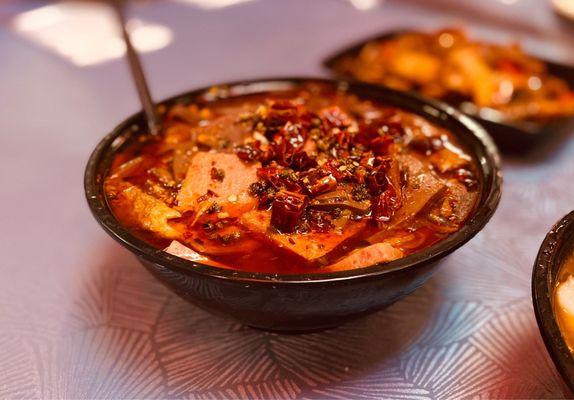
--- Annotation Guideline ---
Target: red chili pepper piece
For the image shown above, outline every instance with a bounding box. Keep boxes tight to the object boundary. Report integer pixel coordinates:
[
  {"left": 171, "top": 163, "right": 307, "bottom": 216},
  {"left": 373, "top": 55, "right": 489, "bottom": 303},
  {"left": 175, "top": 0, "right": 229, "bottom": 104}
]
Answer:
[
  {"left": 372, "top": 185, "right": 400, "bottom": 223},
  {"left": 271, "top": 121, "right": 307, "bottom": 166},
  {"left": 310, "top": 174, "right": 338, "bottom": 195},
  {"left": 371, "top": 135, "right": 394, "bottom": 156},
  {"left": 300, "top": 169, "right": 337, "bottom": 195},
  {"left": 257, "top": 166, "right": 301, "bottom": 192},
  {"left": 306, "top": 209, "right": 334, "bottom": 233},
  {"left": 271, "top": 190, "right": 308, "bottom": 233},
  {"left": 290, "top": 151, "right": 317, "bottom": 171},
  {"left": 320, "top": 106, "right": 353, "bottom": 130}
]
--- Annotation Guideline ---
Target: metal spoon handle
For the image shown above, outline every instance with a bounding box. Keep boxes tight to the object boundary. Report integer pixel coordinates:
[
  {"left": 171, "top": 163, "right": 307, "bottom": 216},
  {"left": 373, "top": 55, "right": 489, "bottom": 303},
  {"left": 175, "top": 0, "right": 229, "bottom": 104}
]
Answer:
[{"left": 112, "top": 1, "right": 161, "bottom": 135}]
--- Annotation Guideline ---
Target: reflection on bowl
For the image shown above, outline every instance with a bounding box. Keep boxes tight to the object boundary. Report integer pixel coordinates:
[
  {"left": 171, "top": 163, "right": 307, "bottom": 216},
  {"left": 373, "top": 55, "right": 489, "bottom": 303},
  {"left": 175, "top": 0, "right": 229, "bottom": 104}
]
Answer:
[{"left": 85, "top": 78, "right": 502, "bottom": 331}]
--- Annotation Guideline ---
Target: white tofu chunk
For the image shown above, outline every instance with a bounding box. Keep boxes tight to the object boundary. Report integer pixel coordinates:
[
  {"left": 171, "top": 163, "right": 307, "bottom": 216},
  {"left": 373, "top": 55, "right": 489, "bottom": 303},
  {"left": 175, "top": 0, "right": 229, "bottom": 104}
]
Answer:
[{"left": 165, "top": 240, "right": 208, "bottom": 262}]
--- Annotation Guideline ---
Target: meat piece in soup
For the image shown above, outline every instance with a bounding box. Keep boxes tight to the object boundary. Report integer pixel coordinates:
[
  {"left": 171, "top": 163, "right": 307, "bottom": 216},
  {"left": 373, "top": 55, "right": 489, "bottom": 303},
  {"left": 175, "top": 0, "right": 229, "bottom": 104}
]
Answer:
[
  {"left": 104, "top": 84, "right": 480, "bottom": 274},
  {"left": 240, "top": 210, "right": 367, "bottom": 262},
  {"left": 177, "top": 152, "right": 260, "bottom": 222},
  {"left": 326, "top": 242, "right": 403, "bottom": 272}
]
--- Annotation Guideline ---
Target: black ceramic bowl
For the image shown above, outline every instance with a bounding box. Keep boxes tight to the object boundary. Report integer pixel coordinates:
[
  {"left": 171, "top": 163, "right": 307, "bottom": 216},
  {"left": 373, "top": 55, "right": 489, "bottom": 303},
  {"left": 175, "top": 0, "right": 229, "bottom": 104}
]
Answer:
[
  {"left": 533, "top": 210, "right": 574, "bottom": 392},
  {"left": 324, "top": 30, "right": 574, "bottom": 154},
  {"left": 85, "top": 78, "right": 502, "bottom": 332}
]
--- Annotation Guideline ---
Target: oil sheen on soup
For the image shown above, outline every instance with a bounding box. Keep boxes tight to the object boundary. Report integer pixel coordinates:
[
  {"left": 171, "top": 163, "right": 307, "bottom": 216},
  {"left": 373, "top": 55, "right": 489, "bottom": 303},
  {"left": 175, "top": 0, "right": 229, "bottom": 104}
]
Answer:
[{"left": 104, "top": 83, "right": 480, "bottom": 274}]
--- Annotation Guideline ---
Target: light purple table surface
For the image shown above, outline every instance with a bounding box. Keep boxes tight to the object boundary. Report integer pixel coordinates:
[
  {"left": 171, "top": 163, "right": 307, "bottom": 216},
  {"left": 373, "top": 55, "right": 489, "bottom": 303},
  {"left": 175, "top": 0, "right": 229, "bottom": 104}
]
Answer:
[{"left": 2, "top": 0, "right": 574, "bottom": 398}]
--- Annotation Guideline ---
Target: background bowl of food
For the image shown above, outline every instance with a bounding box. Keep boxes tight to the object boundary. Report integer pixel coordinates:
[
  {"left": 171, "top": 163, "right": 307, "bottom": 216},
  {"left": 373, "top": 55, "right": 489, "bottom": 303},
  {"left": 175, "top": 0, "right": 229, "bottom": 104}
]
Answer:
[
  {"left": 324, "top": 28, "right": 574, "bottom": 153},
  {"left": 533, "top": 210, "right": 574, "bottom": 392}
]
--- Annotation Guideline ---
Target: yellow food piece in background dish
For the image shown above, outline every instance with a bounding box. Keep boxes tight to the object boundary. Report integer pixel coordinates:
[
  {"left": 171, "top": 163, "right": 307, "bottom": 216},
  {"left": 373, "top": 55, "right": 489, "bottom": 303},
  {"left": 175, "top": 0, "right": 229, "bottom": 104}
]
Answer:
[
  {"left": 446, "top": 47, "right": 498, "bottom": 107},
  {"left": 389, "top": 51, "right": 441, "bottom": 86}
]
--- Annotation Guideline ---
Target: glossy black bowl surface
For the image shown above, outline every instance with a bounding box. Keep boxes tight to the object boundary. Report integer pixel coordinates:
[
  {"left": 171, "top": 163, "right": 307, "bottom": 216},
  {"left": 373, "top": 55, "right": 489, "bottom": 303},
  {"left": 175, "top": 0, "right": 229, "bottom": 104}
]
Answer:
[
  {"left": 85, "top": 77, "right": 502, "bottom": 331},
  {"left": 533, "top": 210, "right": 574, "bottom": 393},
  {"left": 323, "top": 30, "right": 574, "bottom": 154}
]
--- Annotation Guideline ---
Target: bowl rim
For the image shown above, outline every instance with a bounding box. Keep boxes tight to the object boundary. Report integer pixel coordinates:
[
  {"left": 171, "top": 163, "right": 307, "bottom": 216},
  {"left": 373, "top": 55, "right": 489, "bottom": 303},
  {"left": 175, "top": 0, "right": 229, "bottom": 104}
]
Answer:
[
  {"left": 532, "top": 209, "right": 574, "bottom": 393},
  {"left": 84, "top": 77, "right": 502, "bottom": 284}
]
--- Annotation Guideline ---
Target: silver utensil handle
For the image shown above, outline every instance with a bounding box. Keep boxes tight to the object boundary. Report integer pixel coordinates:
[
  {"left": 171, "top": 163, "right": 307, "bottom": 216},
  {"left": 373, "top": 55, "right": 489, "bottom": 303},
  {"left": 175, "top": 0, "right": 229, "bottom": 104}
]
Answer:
[{"left": 113, "top": 0, "right": 161, "bottom": 136}]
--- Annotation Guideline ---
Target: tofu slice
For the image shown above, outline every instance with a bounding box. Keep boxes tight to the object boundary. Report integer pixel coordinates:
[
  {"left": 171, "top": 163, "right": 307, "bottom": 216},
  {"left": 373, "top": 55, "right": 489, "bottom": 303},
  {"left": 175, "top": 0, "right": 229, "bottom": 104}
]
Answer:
[
  {"left": 117, "top": 186, "right": 181, "bottom": 239},
  {"left": 192, "top": 114, "right": 253, "bottom": 145},
  {"left": 367, "top": 154, "right": 446, "bottom": 245},
  {"left": 392, "top": 154, "right": 446, "bottom": 226},
  {"left": 165, "top": 240, "right": 209, "bottom": 262},
  {"left": 164, "top": 240, "right": 226, "bottom": 267},
  {"left": 429, "top": 146, "right": 471, "bottom": 174},
  {"left": 440, "top": 180, "right": 477, "bottom": 225},
  {"left": 326, "top": 242, "right": 403, "bottom": 271},
  {"left": 240, "top": 210, "right": 366, "bottom": 261},
  {"left": 177, "top": 152, "right": 260, "bottom": 218}
]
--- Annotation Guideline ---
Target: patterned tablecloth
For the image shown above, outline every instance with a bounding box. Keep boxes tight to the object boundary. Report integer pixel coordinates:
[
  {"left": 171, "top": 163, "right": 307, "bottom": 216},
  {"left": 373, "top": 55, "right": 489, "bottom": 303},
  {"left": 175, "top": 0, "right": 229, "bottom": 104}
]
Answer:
[{"left": 2, "top": 0, "right": 574, "bottom": 398}]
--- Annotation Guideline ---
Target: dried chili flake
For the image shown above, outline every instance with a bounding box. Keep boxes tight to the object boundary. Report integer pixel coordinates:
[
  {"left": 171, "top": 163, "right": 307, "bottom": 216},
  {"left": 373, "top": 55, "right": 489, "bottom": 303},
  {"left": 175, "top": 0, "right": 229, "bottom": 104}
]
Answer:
[
  {"left": 203, "top": 222, "right": 216, "bottom": 232},
  {"left": 290, "top": 151, "right": 317, "bottom": 170},
  {"left": 249, "top": 181, "right": 267, "bottom": 197},
  {"left": 205, "top": 202, "right": 222, "bottom": 214},
  {"left": 300, "top": 169, "right": 335, "bottom": 195},
  {"left": 320, "top": 106, "right": 353, "bottom": 130},
  {"left": 309, "top": 173, "right": 338, "bottom": 195},
  {"left": 351, "top": 184, "right": 370, "bottom": 201},
  {"left": 323, "top": 159, "right": 352, "bottom": 181},
  {"left": 367, "top": 167, "right": 389, "bottom": 196},
  {"left": 370, "top": 136, "right": 394, "bottom": 156},
  {"left": 379, "top": 121, "right": 405, "bottom": 138},
  {"left": 219, "top": 231, "right": 242, "bottom": 244},
  {"left": 210, "top": 167, "right": 225, "bottom": 181},
  {"left": 257, "top": 166, "right": 301, "bottom": 192},
  {"left": 353, "top": 122, "right": 380, "bottom": 146},
  {"left": 235, "top": 142, "right": 261, "bottom": 161},
  {"left": 270, "top": 121, "right": 308, "bottom": 166},
  {"left": 306, "top": 209, "right": 334, "bottom": 233},
  {"left": 263, "top": 100, "right": 305, "bottom": 136},
  {"left": 371, "top": 186, "right": 400, "bottom": 223},
  {"left": 271, "top": 190, "right": 308, "bottom": 233},
  {"left": 196, "top": 189, "right": 217, "bottom": 203}
]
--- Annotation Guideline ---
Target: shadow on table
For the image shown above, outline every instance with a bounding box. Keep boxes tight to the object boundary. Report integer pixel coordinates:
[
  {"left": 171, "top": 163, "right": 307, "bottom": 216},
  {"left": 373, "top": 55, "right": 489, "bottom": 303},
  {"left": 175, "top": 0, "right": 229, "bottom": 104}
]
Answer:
[{"left": 65, "top": 242, "right": 443, "bottom": 398}]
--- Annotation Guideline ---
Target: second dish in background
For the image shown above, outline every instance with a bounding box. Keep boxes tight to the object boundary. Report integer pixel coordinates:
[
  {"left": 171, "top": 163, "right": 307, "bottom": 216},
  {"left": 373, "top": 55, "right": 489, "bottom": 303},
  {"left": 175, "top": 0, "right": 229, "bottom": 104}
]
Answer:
[{"left": 325, "top": 28, "right": 574, "bottom": 153}]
